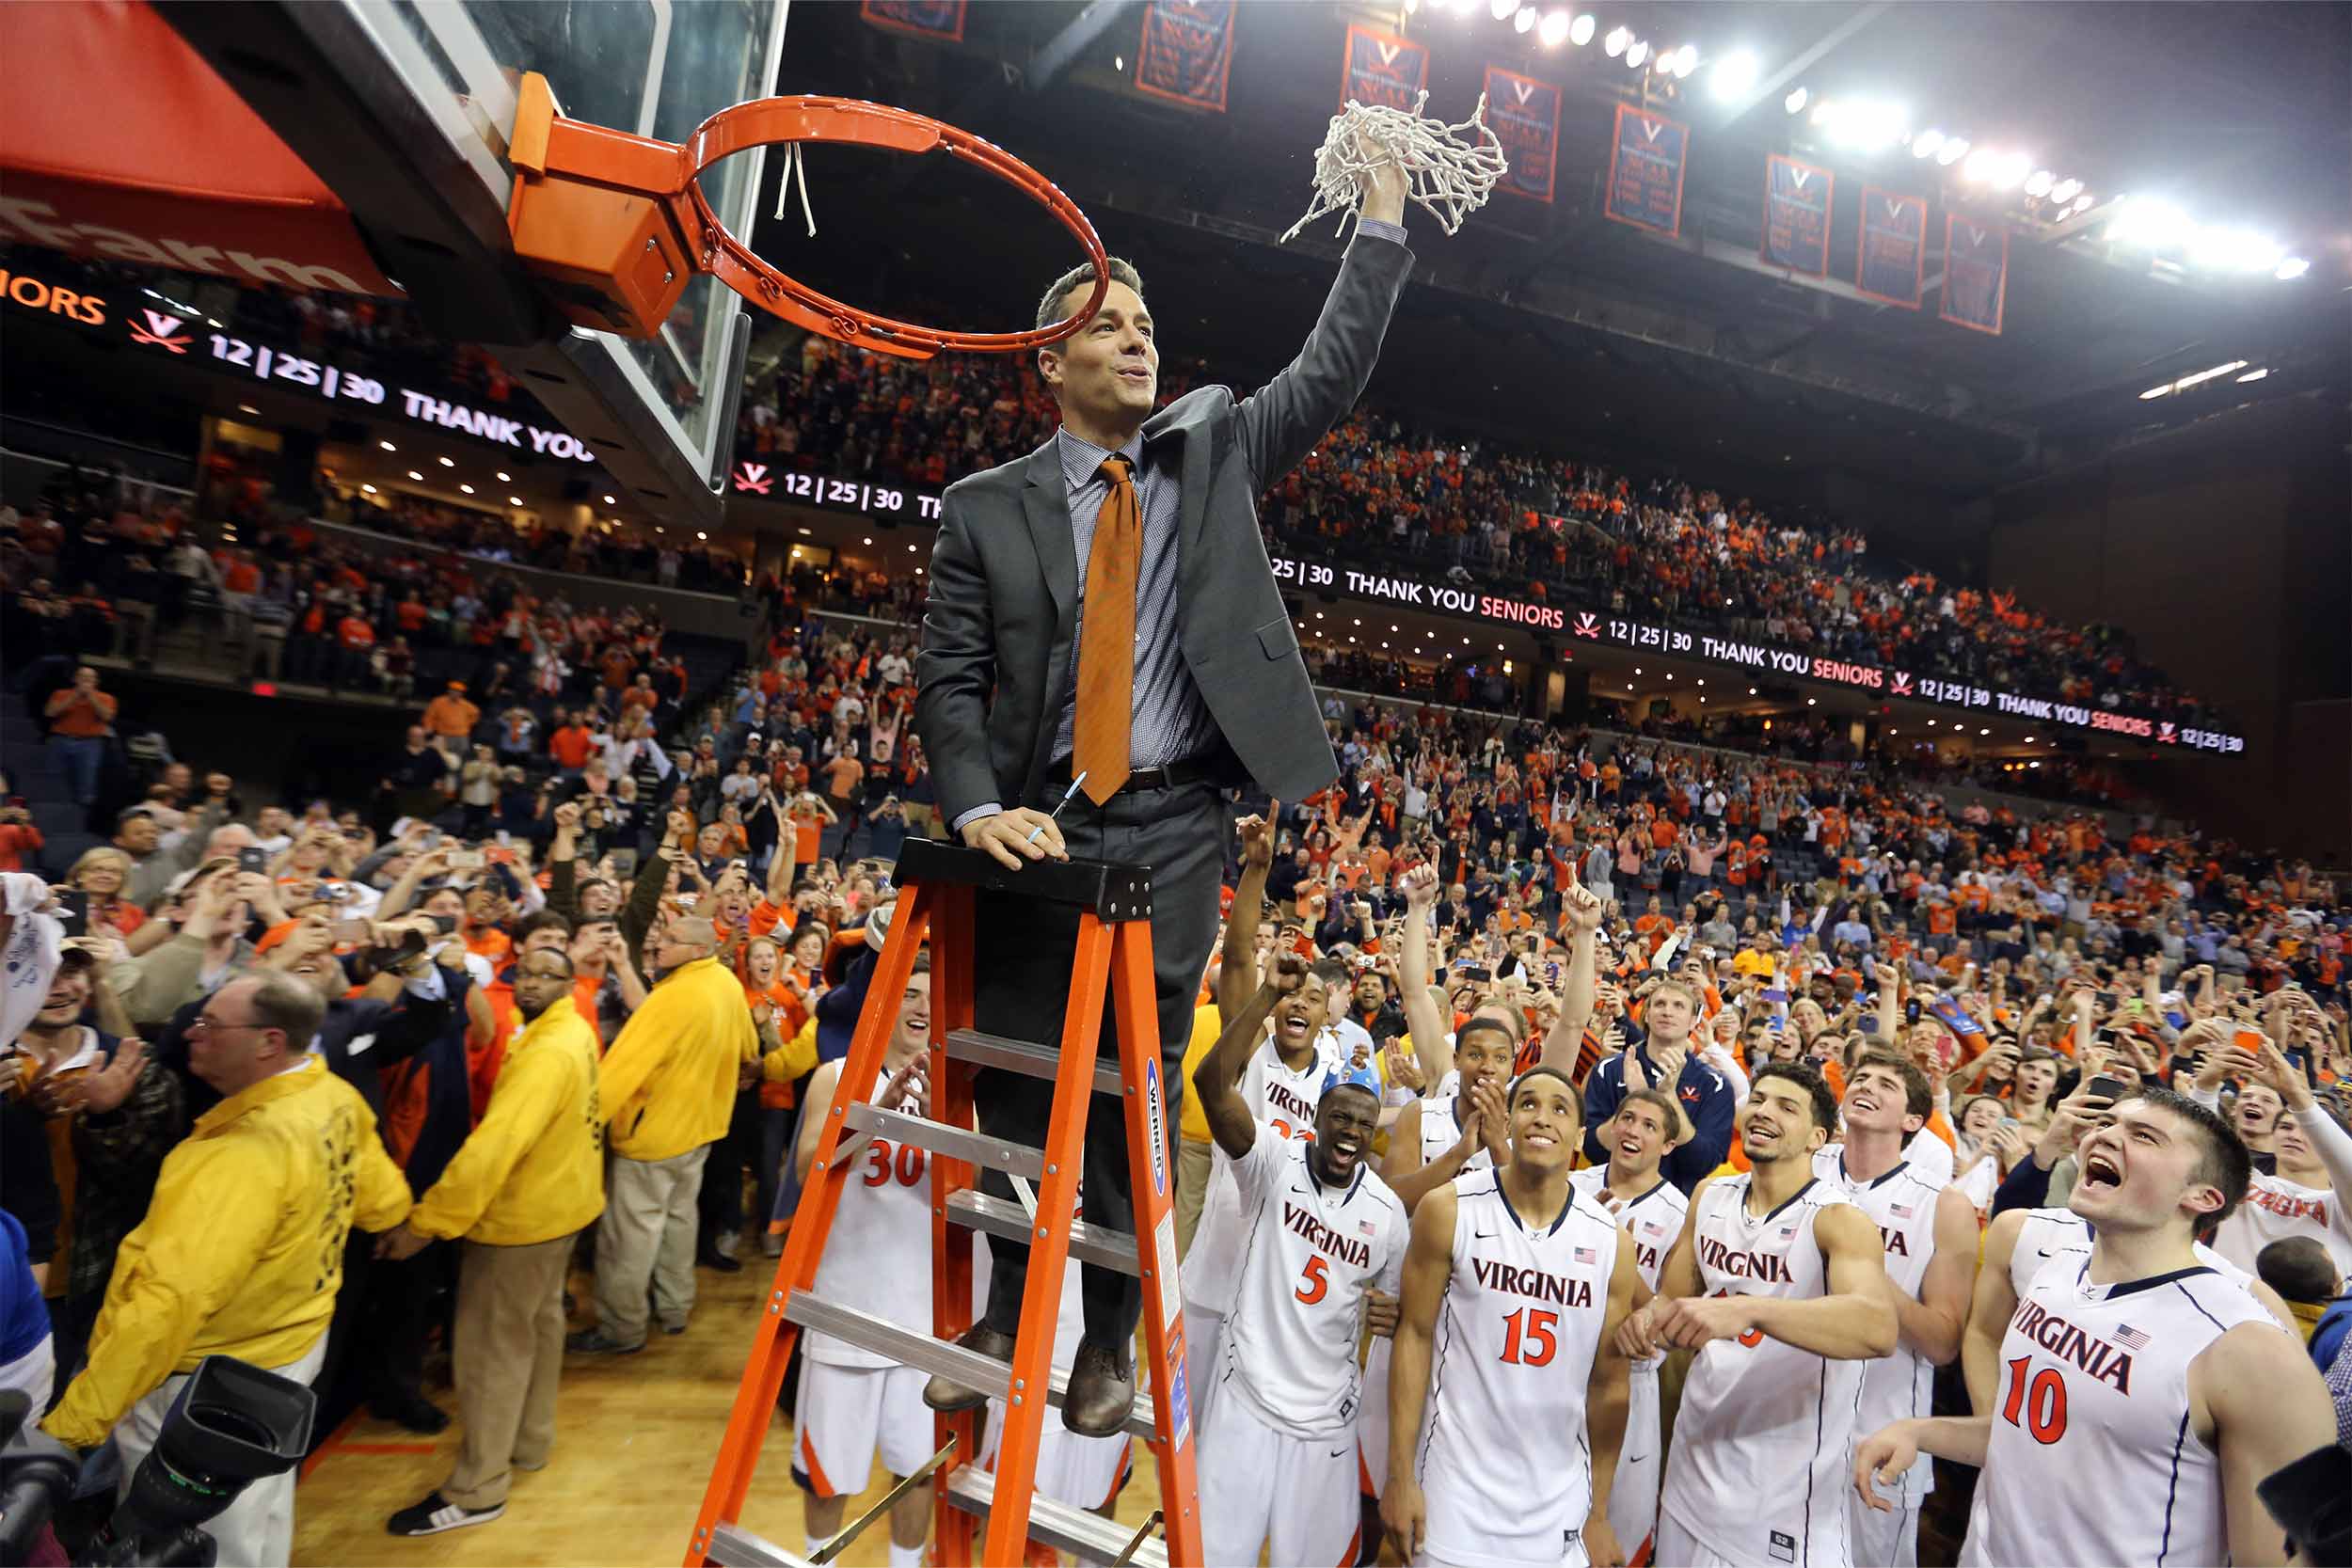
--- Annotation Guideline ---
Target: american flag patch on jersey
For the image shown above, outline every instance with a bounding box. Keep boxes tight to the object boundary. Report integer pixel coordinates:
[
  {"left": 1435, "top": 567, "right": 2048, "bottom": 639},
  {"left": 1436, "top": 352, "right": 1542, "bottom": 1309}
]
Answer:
[
  {"left": 1889, "top": 1201, "right": 1915, "bottom": 1219},
  {"left": 2114, "top": 1323, "right": 2152, "bottom": 1351},
  {"left": 1641, "top": 1219, "right": 1667, "bottom": 1237},
  {"left": 1776, "top": 1224, "right": 1798, "bottom": 1242},
  {"left": 1359, "top": 1219, "right": 1378, "bottom": 1237},
  {"left": 1574, "top": 1245, "right": 1597, "bottom": 1263}
]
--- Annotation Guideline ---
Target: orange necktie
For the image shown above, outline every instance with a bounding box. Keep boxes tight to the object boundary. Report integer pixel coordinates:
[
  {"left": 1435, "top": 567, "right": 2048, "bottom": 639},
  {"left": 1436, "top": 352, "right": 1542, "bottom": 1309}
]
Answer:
[{"left": 1073, "top": 453, "right": 1138, "bottom": 804}]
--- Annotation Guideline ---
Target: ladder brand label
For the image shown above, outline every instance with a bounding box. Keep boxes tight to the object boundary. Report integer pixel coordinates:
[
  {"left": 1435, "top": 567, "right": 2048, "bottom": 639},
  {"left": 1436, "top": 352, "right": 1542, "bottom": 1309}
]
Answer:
[{"left": 1145, "top": 1057, "right": 1168, "bottom": 1196}]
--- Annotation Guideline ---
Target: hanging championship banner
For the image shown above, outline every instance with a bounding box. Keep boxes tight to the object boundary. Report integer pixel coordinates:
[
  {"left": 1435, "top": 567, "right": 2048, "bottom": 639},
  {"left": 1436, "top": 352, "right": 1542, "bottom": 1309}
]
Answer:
[
  {"left": 1857, "top": 186, "right": 1926, "bottom": 308},
  {"left": 1762, "top": 153, "right": 1833, "bottom": 276},
  {"left": 1136, "top": 0, "right": 1235, "bottom": 114},
  {"left": 1483, "top": 66, "right": 1561, "bottom": 203},
  {"left": 858, "top": 0, "right": 965, "bottom": 42},
  {"left": 1340, "top": 24, "right": 1427, "bottom": 112},
  {"left": 1604, "top": 103, "right": 1687, "bottom": 236},
  {"left": 1941, "top": 214, "right": 2010, "bottom": 335}
]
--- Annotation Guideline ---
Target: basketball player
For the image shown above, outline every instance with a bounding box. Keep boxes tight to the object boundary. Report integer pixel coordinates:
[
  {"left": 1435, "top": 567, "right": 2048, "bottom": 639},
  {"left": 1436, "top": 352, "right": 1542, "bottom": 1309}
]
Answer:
[
  {"left": 1193, "top": 956, "right": 1411, "bottom": 1568},
  {"left": 1856, "top": 1085, "right": 2337, "bottom": 1565},
  {"left": 1809, "top": 1051, "right": 1977, "bottom": 1568},
  {"left": 2204, "top": 1033, "right": 2352, "bottom": 1275},
  {"left": 1182, "top": 816, "right": 1347, "bottom": 1399},
  {"left": 1385, "top": 1067, "right": 1638, "bottom": 1568},
  {"left": 1619, "top": 1062, "right": 1897, "bottom": 1568},
  {"left": 1569, "top": 1088, "right": 1690, "bottom": 1568},
  {"left": 789, "top": 960, "right": 935, "bottom": 1568}
]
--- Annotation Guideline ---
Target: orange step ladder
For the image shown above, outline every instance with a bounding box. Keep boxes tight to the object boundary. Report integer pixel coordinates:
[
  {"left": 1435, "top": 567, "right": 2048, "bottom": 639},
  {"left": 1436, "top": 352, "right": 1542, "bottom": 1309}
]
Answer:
[{"left": 685, "top": 839, "right": 1202, "bottom": 1568}]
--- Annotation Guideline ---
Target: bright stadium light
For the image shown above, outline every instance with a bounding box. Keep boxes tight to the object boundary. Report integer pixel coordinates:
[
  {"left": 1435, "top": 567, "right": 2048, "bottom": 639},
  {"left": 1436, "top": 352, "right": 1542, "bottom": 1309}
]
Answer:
[
  {"left": 1961, "top": 148, "right": 1996, "bottom": 182},
  {"left": 1539, "top": 9, "right": 1573, "bottom": 46},
  {"left": 1625, "top": 38, "right": 1648, "bottom": 67},
  {"left": 1784, "top": 86, "right": 1808, "bottom": 114},
  {"left": 1912, "top": 128, "right": 1944, "bottom": 159},
  {"left": 2276, "top": 256, "right": 2311, "bottom": 280},
  {"left": 2108, "top": 196, "right": 2192, "bottom": 249},
  {"left": 1992, "top": 151, "right": 2032, "bottom": 190},
  {"left": 1709, "top": 49, "right": 1758, "bottom": 98},
  {"left": 2024, "top": 168, "right": 2055, "bottom": 197},
  {"left": 1604, "top": 24, "right": 1629, "bottom": 55},
  {"left": 1831, "top": 100, "right": 1906, "bottom": 150},
  {"left": 1935, "top": 136, "right": 1968, "bottom": 166},
  {"left": 1569, "top": 11, "right": 1595, "bottom": 44},
  {"left": 2049, "top": 177, "right": 2082, "bottom": 204},
  {"left": 1515, "top": 7, "right": 1536, "bottom": 32},
  {"left": 1490, "top": 0, "right": 1516, "bottom": 23},
  {"left": 2236, "top": 367, "right": 2270, "bottom": 382},
  {"left": 1671, "top": 43, "right": 1698, "bottom": 76}
]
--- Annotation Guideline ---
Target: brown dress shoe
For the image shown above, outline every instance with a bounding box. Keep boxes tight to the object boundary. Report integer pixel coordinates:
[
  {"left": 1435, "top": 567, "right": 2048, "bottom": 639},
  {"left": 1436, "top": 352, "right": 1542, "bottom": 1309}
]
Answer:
[
  {"left": 923, "top": 1323, "right": 1015, "bottom": 1412},
  {"left": 1060, "top": 1341, "right": 1133, "bottom": 1438}
]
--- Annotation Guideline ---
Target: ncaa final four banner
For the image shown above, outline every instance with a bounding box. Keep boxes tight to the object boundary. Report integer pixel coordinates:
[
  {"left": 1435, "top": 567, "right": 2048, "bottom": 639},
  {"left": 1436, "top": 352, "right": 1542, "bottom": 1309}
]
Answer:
[
  {"left": 1136, "top": 0, "right": 1236, "bottom": 113},
  {"left": 857, "top": 0, "right": 965, "bottom": 42},
  {"left": 1762, "top": 153, "right": 1833, "bottom": 276},
  {"left": 1483, "top": 67, "right": 1561, "bottom": 202},
  {"left": 1856, "top": 186, "right": 1927, "bottom": 309},
  {"left": 1341, "top": 24, "right": 1427, "bottom": 113},
  {"left": 1940, "top": 214, "right": 2010, "bottom": 335},
  {"left": 1604, "top": 104, "right": 1687, "bottom": 237}
]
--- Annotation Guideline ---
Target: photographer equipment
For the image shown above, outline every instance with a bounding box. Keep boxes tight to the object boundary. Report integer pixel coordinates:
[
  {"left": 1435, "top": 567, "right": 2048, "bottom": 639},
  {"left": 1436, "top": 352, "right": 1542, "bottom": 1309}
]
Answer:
[{"left": 0, "top": 1357, "right": 314, "bottom": 1566}]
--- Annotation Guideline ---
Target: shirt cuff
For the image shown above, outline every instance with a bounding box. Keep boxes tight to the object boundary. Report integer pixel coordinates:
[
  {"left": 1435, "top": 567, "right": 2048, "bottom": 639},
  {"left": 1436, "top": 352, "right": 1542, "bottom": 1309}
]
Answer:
[
  {"left": 950, "top": 803, "right": 1002, "bottom": 835},
  {"left": 1357, "top": 216, "right": 1408, "bottom": 246},
  {"left": 405, "top": 964, "right": 450, "bottom": 1003}
]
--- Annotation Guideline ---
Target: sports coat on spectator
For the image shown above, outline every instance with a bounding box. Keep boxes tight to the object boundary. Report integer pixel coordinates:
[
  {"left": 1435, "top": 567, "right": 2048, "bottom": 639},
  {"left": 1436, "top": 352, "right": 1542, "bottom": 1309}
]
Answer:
[{"left": 914, "top": 231, "right": 1415, "bottom": 824}]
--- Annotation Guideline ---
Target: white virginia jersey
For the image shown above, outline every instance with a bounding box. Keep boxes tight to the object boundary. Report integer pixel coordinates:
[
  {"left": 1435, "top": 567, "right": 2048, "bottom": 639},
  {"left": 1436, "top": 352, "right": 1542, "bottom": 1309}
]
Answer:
[
  {"left": 1961, "top": 1258, "right": 2283, "bottom": 1568},
  {"left": 808, "top": 1069, "right": 930, "bottom": 1368},
  {"left": 1418, "top": 1085, "right": 1495, "bottom": 1173},
  {"left": 2212, "top": 1169, "right": 2352, "bottom": 1277},
  {"left": 1812, "top": 1148, "right": 1945, "bottom": 1505},
  {"left": 1184, "top": 1035, "right": 1344, "bottom": 1315},
  {"left": 2007, "top": 1208, "right": 2259, "bottom": 1300},
  {"left": 1570, "top": 1165, "right": 1690, "bottom": 1370},
  {"left": 1217, "top": 1124, "right": 1408, "bottom": 1437},
  {"left": 1661, "top": 1175, "right": 1865, "bottom": 1568},
  {"left": 1417, "top": 1172, "right": 1624, "bottom": 1568}
]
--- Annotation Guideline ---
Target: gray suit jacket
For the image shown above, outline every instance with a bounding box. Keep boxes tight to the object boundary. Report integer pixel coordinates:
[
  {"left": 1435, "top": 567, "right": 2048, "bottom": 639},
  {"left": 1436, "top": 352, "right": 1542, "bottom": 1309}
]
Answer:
[{"left": 915, "top": 231, "right": 1414, "bottom": 826}]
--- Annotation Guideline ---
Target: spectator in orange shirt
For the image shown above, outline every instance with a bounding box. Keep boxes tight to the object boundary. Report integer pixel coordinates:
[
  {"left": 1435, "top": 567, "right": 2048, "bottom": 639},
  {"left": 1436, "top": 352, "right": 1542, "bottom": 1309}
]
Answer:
[
  {"left": 421, "top": 680, "right": 479, "bottom": 755},
  {"left": 44, "top": 665, "right": 117, "bottom": 806}
]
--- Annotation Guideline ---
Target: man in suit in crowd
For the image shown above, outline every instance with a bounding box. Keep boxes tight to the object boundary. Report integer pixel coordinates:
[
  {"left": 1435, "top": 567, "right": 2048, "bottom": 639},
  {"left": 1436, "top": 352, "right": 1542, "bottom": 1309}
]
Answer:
[{"left": 914, "top": 152, "right": 1418, "bottom": 1433}]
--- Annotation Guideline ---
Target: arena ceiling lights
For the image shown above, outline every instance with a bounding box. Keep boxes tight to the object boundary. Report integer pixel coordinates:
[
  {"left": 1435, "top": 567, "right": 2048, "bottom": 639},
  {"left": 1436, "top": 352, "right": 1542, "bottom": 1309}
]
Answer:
[
  {"left": 2137, "top": 359, "right": 2249, "bottom": 400},
  {"left": 2105, "top": 196, "right": 2309, "bottom": 281}
]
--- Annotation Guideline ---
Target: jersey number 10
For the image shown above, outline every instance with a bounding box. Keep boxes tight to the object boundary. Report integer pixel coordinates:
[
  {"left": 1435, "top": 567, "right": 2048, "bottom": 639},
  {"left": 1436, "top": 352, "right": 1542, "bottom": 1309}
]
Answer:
[{"left": 1999, "top": 1356, "right": 2068, "bottom": 1444}]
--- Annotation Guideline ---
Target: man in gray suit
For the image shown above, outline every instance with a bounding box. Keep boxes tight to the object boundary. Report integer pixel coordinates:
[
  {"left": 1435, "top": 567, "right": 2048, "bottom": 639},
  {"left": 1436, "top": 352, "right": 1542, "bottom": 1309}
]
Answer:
[{"left": 914, "top": 158, "right": 1413, "bottom": 1433}]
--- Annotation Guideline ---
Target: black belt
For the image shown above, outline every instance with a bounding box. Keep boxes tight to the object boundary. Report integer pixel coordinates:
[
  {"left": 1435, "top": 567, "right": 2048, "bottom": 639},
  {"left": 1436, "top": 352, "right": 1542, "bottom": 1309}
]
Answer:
[{"left": 1043, "top": 755, "right": 1219, "bottom": 797}]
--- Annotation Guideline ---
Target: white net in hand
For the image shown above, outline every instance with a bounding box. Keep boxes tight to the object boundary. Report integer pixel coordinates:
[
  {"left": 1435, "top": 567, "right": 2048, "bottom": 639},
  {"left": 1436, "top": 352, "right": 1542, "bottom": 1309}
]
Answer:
[{"left": 1280, "top": 90, "right": 1509, "bottom": 244}]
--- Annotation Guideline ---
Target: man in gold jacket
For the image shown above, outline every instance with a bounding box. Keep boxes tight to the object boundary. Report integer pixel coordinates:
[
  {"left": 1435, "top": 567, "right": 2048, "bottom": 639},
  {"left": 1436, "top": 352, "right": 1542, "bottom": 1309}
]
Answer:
[
  {"left": 571, "top": 915, "right": 757, "bottom": 1352},
  {"left": 378, "top": 946, "right": 605, "bottom": 1535},
  {"left": 44, "top": 971, "right": 413, "bottom": 1568}
]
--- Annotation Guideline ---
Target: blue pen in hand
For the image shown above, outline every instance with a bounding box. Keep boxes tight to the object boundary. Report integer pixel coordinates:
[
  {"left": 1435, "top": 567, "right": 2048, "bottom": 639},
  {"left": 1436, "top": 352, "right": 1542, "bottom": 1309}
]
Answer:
[{"left": 1026, "top": 770, "right": 1089, "bottom": 847}]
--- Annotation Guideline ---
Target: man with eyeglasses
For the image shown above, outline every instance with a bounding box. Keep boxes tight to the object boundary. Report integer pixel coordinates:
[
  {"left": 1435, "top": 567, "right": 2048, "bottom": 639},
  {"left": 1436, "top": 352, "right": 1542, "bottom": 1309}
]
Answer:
[{"left": 42, "top": 971, "right": 415, "bottom": 1568}]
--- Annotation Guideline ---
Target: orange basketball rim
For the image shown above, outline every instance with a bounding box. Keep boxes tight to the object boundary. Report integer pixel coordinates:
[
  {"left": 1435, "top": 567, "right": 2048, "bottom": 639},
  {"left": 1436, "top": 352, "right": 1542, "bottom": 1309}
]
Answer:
[{"left": 505, "top": 73, "right": 1109, "bottom": 359}]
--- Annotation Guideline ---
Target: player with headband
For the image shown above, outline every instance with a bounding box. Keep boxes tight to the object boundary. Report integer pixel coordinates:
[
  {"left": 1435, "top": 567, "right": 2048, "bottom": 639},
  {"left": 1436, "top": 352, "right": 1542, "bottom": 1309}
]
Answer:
[{"left": 1191, "top": 956, "right": 1412, "bottom": 1568}]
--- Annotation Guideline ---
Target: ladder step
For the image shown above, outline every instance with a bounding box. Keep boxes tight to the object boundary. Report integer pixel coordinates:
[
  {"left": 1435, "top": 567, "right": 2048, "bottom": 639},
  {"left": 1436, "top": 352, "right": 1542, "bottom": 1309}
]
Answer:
[
  {"left": 946, "top": 1189, "right": 1140, "bottom": 1277},
  {"left": 704, "top": 1522, "right": 808, "bottom": 1566},
  {"left": 944, "top": 1028, "right": 1124, "bottom": 1097},
  {"left": 783, "top": 1292, "right": 1158, "bottom": 1441},
  {"left": 841, "top": 1102, "right": 1045, "bottom": 1180},
  {"left": 944, "top": 1465, "right": 1168, "bottom": 1568}
]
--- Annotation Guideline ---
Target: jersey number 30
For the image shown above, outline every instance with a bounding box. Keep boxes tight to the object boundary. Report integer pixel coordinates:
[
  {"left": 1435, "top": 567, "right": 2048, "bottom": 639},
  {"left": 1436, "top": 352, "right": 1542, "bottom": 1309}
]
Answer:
[
  {"left": 863, "top": 1142, "right": 927, "bottom": 1188},
  {"left": 1999, "top": 1356, "right": 2068, "bottom": 1444}
]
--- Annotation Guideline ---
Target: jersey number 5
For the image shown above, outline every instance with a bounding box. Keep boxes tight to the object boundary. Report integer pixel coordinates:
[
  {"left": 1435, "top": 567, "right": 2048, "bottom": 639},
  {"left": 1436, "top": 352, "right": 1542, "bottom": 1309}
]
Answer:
[
  {"left": 1501, "top": 1307, "right": 1559, "bottom": 1366},
  {"left": 1296, "top": 1255, "right": 1330, "bottom": 1305},
  {"left": 1999, "top": 1356, "right": 2068, "bottom": 1444}
]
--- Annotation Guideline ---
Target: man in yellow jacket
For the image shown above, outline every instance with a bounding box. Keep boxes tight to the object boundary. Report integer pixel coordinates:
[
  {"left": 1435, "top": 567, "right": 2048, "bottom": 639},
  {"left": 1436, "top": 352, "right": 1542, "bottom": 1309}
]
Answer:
[
  {"left": 572, "top": 916, "right": 757, "bottom": 1352},
  {"left": 377, "top": 947, "right": 605, "bottom": 1535},
  {"left": 44, "top": 971, "right": 413, "bottom": 1568}
]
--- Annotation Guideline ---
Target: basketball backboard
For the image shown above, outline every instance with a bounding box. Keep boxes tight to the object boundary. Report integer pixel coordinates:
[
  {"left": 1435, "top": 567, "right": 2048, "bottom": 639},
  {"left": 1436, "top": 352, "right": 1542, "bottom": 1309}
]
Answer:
[{"left": 156, "top": 0, "right": 788, "bottom": 529}]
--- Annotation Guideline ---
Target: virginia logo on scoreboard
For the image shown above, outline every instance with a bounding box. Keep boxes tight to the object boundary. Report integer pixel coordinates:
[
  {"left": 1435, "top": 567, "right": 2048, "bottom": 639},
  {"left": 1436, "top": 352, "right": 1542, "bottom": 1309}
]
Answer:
[
  {"left": 732, "top": 462, "right": 773, "bottom": 495},
  {"left": 2158, "top": 722, "right": 2177, "bottom": 744},
  {"left": 1891, "top": 671, "right": 1913, "bottom": 696},
  {"left": 1573, "top": 612, "right": 1601, "bottom": 639},
  {"left": 129, "top": 309, "right": 191, "bottom": 353}
]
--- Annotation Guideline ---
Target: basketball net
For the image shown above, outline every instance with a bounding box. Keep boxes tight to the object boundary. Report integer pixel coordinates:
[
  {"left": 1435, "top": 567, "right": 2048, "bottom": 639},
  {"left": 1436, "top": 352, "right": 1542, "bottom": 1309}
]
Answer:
[{"left": 1280, "top": 90, "right": 1508, "bottom": 245}]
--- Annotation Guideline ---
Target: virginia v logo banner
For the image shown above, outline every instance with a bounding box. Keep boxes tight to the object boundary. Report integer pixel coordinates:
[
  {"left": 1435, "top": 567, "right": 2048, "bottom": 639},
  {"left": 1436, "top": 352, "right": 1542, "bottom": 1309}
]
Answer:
[
  {"left": 1483, "top": 67, "right": 1561, "bottom": 202},
  {"left": 1857, "top": 187, "right": 1926, "bottom": 309},
  {"left": 1342, "top": 24, "right": 1427, "bottom": 113},
  {"left": 858, "top": 0, "right": 964, "bottom": 42},
  {"left": 1763, "top": 154, "right": 1833, "bottom": 276},
  {"left": 1604, "top": 104, "right": 1687, "bottom": 236},
  {"left": 1136, "top": 0, "right": 1235, "bottom": 113},
  {"left": 1941, "top": 214, "right": 2010, "bottom": 335}
]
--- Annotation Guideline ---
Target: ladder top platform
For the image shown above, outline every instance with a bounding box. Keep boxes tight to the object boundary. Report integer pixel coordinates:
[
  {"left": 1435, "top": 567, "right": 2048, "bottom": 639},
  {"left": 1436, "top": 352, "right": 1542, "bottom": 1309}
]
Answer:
[{"left": 894, "top": 839, "right": 1154, "bottom": 920}]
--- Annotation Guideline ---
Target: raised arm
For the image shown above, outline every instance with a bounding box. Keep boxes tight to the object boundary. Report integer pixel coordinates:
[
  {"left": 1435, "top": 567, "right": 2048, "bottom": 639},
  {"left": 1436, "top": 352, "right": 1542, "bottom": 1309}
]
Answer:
[
  {"left": 1218, "top": 813, "right": 1275, "bottom": 1024},
  {"left": 1194, "top": 958, "right": 1302, "bottom": 1161},
  {"left": 1395, "top": 863, "right": 1451, "bottom": 1083},
  {"left": 1541, "top": 864, "right": 1603, "bottom": 1075}
]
